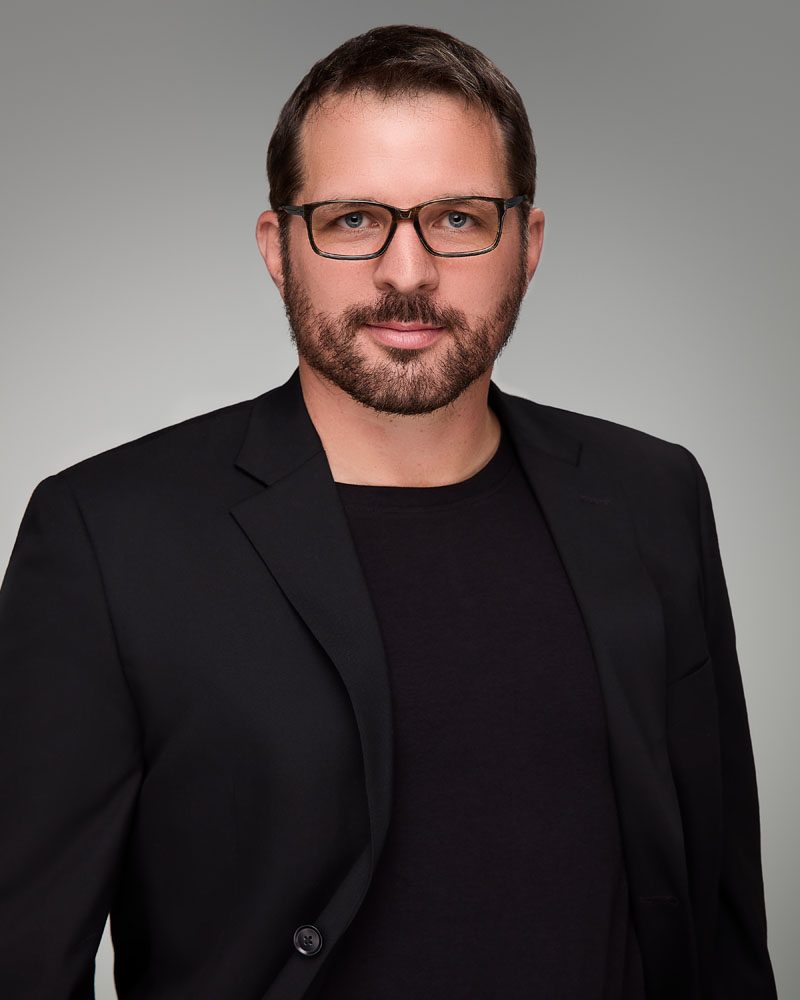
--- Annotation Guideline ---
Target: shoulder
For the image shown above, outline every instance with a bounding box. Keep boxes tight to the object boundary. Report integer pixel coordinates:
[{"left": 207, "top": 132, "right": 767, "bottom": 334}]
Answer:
[
  {"left": 28, "top": 394, "right": 259, "bottom": 516},
  {"left": 496, "top": 386, "right": 703, "bottom": 521},
  {"left": 503, "top": 386, "right": 699, "bottom": 474}
]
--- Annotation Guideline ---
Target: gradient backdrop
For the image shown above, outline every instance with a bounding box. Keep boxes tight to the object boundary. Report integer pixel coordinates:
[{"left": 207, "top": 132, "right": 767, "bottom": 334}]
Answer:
[{"left": 1, "top": 1, "right": 797, "bottom": 996}]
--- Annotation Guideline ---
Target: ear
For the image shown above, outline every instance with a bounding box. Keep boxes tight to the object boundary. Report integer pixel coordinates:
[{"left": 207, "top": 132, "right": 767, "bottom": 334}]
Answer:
[
  {"left": 524, "top": 206, "right": 545, "bottom": 285},
  {"left": 255, "top": 210, "right": 285, "bottom": 298}
]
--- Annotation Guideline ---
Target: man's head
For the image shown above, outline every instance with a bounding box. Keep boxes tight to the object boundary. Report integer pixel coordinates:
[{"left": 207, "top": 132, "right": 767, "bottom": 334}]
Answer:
[{"left": 256, "top": 24, "right": 545, "bottom": 416}]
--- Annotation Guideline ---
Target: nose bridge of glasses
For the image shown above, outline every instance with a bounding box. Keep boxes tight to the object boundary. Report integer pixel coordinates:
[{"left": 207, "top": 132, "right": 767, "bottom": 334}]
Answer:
[{"left": 382, "top": 212, "right": 431, "bottom": 258}]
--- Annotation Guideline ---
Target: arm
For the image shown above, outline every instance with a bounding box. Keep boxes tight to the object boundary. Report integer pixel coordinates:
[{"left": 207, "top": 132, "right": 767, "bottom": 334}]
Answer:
[
  {"left": 0, "top": 473, "right": 144, "bottom": 997},
  {"left": 687, "top": 450, "right": 778, "bottom": 998}
]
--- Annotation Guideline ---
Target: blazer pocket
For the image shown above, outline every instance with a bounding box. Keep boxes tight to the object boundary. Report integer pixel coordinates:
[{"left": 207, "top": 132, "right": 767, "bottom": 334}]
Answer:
[
  {"left": 666, "top": 655, "right": 717, "bottom": 737},
  {"left": 666, "top": 654, "right": 723, "bottom": 863},
  {"left": 668, "top": 651, "right": 712, "bottom": 686}
]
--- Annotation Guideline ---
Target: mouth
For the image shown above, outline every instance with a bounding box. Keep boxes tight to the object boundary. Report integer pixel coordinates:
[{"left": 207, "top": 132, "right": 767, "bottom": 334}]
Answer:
[{"left": 364, "top": 323, "right": 446, "bottom": 350}]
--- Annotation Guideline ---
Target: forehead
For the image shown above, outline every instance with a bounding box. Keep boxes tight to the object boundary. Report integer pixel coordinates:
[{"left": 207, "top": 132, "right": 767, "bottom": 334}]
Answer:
[{"left": 297, "top": 90, "right": 509, "bottom": 203}]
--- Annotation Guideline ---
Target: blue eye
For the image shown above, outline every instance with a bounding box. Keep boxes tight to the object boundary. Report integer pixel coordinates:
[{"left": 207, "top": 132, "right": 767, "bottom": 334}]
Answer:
[
  {"left": 447, "top": 211, "right": 469, "bottom": 228},
  {"left": 343, "top": 212, "right": 364, "bottom": 228}
]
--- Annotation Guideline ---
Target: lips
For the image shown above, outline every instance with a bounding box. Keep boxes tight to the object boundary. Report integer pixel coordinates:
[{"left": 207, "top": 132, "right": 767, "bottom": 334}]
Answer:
[
  {"left": 367, "top": 323, "right": 443, "bottom": 332},
  {"left": 364, "top": 323, "right": 445, "bottom": 349}
]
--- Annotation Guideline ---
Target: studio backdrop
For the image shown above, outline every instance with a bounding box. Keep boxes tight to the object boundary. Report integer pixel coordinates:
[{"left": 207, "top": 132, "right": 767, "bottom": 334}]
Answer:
[{"left": 0, "top": 1, "right": 797, "bottom": 997}]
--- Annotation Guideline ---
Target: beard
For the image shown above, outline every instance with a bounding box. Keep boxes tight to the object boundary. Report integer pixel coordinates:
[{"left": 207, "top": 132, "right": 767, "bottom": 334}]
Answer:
[{"left": 279, "top": 234, "right": 529, "bottom": 417}]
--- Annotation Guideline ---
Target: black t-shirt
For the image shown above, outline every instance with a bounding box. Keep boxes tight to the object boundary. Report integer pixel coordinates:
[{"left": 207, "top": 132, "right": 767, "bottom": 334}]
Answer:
[{"left": 317, "top": 419, "right": 647, "bottom": 999}]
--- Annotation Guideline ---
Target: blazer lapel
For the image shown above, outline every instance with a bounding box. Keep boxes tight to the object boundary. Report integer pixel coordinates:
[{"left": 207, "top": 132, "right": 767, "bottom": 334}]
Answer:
[
  {"left": 230, "top": 367, "right": 395, "bottom": 882},
  {"left": 488, "top": 380, "right": 698, "bottom": 998},
  {"left": 230, "top": 366, "right": 697, "bottom": 999}
]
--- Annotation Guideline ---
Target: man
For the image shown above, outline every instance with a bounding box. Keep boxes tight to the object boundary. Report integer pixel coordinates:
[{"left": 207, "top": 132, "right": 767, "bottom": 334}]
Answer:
[{"left": 0, "top": 23, "right": 777, "bottom": 1000}]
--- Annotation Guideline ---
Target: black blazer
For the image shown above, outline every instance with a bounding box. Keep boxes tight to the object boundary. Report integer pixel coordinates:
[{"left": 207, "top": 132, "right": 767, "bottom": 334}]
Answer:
[{"left": 0, "top": 367, "right": 777, "bottom": 1000}]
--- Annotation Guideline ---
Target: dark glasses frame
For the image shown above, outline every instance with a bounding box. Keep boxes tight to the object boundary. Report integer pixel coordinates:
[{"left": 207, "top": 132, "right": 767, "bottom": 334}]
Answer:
[{"left": 279, "top": 194, "right": 528, "bottom": 260}]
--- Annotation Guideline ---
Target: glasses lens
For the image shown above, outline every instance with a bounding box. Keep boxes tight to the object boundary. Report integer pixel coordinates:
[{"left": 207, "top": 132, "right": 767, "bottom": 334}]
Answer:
[
  {"left": 311, "top": 202, "right": 393, "bottom": 256},
  {"left": 418, "top": 199, "right": 500, "bottom": 254}
]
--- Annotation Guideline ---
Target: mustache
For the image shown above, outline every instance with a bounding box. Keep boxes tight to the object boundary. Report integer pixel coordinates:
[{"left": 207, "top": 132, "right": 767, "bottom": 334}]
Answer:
[{"left": 341, "top": 292, "right": 468, "bottom": 334}]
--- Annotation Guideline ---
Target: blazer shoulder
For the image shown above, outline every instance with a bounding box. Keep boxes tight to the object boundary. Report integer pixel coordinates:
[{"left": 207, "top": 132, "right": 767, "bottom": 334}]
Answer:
[
  {"left": 33, "top": 395, "right": 258, "bottom": 502},
  {"left": 501, "top": 388, "right": 701, "bottom": 500},
  {"left": 510, "top": 388, "right": 693, "bottom": 459},
  {"left": 537, "top": 398, "right": 708, "bottom": 542}
]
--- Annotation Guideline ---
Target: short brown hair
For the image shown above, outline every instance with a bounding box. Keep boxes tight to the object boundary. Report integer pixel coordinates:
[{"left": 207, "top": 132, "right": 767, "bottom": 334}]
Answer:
[{"left": 266, "top": 24, "right": 536, "bottom": 218}]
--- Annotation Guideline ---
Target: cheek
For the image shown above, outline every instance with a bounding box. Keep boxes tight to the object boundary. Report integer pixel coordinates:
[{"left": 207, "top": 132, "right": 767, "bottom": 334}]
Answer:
[
  {"left": 301, "top": 257, "right": 376, "bottom": 312},
  {"left": 442, "top": 256, "right": 515, "bottom": 316}
]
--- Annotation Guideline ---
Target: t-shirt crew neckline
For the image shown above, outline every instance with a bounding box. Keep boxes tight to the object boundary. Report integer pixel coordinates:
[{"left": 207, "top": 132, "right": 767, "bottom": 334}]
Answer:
[{"left": 333, "top": 421, "right": 515, "bottom": 511}]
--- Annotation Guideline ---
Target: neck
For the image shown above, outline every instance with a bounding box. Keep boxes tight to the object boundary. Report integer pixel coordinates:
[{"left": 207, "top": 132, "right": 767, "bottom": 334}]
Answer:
[{"left": 297, "top": 360, "right": 502, "bottom": 487}]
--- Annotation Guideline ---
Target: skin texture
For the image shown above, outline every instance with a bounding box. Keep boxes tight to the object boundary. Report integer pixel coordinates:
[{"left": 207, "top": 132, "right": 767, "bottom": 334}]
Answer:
[{"left": 256, "top": 90, "right": 545, "bottom": 486}]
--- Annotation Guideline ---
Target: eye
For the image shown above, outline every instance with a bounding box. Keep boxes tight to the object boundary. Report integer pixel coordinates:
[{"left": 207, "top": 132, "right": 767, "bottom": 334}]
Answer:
[
  {"left": 340, "top": 211, "right": 366, "bottom": 228},
  {"left": 332, "top": 210, "right": 383, "bottom": 230},
  {"left": 445, "top": 210, "right": 472, "bottom": 228},
  {"left": 430, "top": 208, "right": 478, "bottom": 231}
]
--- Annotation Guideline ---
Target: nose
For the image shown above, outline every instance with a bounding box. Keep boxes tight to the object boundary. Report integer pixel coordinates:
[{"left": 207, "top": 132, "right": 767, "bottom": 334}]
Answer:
[{"left": 371, "top": 219, "right": 440, "bottom": 295}]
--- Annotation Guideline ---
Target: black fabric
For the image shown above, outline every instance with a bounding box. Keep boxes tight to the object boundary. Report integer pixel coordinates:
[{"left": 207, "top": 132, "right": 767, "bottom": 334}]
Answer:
[
  {"left": 0, "top": 367, "right": 777, "bottom": 998},
  {"left": 321, "top": 422, "right": 647, "bottom": 998}
]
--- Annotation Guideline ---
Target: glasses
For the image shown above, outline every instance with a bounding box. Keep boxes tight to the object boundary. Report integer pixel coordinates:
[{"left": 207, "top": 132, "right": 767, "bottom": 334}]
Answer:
[{"left": 280, "top": 195, "right": 527, "bottom": 260}]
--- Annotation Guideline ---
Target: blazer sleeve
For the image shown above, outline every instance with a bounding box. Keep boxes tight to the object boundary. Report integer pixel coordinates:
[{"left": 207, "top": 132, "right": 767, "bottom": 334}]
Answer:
[
  {"left": 0, "top": 473, "right": 144, "bottom": 997},
  {"left": 687, "top": 450, "right": 778, "bottom": 999}
]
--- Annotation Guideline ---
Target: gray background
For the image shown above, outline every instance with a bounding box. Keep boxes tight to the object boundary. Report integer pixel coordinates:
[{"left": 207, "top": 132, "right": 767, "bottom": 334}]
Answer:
[{"left": 1, "top": 0, "right": 797, "bottom": 996}]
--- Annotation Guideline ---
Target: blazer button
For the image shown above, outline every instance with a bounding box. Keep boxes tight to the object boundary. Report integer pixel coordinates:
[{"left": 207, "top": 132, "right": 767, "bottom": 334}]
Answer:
[{"left": 293, "top": 924, "right": 323, "bottom": 956}]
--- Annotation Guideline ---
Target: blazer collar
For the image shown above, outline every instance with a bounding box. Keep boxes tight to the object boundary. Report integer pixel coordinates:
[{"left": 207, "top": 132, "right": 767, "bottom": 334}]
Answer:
[
  {"left": 232, "top": 365, "right": 580, "bottom": 487},
  {"left": 230, "top": 366, "right": 698, "bottom": 1000}
]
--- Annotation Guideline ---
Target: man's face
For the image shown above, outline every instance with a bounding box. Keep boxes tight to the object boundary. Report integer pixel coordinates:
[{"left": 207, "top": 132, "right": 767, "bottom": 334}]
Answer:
[{"left": 267, "top": 90, "right": 543, "bottom": 416}]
